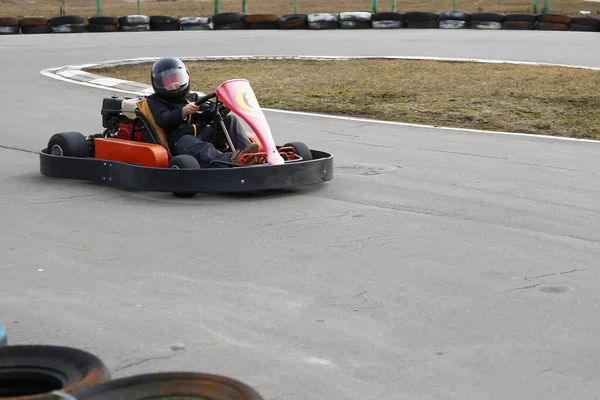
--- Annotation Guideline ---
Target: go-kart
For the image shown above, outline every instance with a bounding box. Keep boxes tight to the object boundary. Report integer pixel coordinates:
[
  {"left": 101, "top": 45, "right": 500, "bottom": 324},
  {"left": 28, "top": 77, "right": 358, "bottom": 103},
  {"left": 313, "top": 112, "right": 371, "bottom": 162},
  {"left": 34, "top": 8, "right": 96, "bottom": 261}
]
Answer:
[{"left": 39, "top": 79, "right": 334, "bottom": 197}]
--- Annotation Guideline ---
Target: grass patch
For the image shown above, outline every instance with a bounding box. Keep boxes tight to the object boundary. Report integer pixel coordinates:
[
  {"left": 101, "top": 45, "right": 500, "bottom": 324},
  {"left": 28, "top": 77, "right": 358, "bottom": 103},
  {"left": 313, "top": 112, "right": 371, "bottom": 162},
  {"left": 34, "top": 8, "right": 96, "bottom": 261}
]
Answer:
[
  {"left": 85, "top": 58, "right": 600, "bottom": 140},
  {"left": 3, "top": 0, "right": 600, "bottom": 18}
]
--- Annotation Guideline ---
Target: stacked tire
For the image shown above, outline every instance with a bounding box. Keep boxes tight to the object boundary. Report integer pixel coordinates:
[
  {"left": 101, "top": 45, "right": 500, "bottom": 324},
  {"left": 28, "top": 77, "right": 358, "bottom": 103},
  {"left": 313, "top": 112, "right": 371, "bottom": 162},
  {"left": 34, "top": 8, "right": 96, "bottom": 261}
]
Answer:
[
  {"left": 87, "top": 16, "right": 118, "bottom": 32},
  {"left": 569, "top": 16, "right": 600, "bottom": 31},
  {"left": 438, "top": 10, "right": 470, "bottom": 29},
  {"left": 244, "top": 14, "right": 279, "bottom": 29},
  {"left": 503, "top": 14, "right": 536, "bottom": 30},
  {"left": 119, "top": 15, "right": 150, "bottom": 31},
  {"left": 372, "top": 12, "right": 405, "bottom": 29},
  {"left": 179, "top": 16, "right": 212, "bottom": 30},
  {"left": 277, "top": 14, "right": 308, "bottom": 29},
  {"left": 470, "top": 13, "right": 505, "bottom": 29},
  {"left": 212, "top": 12, "right": 246, "bottom": 30},
  {"left": 49, "top": 14, "right": 85, "bottom": 33},
  {"left": 0, "top": 16, "right": 19, "bottom": 35},
  {"left": 404, "top": 12, "right": 438, "bottom": 29},
  {"left": 339, "top": 12, "right": 372, "bottom": 29},
  {"left": 19, "top": 17, "right": 51, "bottom": 34},
  {"left": 536, "top": 13, "right": 572, "bottom": 31},
  {"left": 307, "top": 13, "right": 339, "bottom": 29},
  {"left": 150, "top": 15, "right": 179, "bottom": 31}
]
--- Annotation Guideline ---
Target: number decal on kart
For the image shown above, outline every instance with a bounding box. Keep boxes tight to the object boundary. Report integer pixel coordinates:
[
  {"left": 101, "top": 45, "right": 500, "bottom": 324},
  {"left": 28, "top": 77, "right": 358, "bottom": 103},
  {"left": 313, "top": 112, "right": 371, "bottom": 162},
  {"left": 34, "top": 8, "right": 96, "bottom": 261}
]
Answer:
[{"left": 236, "top": 90, "right": 258, "bottom": 112}]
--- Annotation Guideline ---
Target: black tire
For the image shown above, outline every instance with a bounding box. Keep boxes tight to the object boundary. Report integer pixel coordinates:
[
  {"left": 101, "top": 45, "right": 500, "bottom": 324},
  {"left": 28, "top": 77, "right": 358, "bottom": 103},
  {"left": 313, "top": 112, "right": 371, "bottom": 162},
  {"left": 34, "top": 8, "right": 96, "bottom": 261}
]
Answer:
[
  {"left": 404, "top": 12, "right": 438, "bottom": 22},
  {"left": 149, "top": 15, "right": 178, "bottom": 24},
  {"left": 47, "top": 132, "right": 90, "bottom": 158},
  {"left": 71, "top": 372, "right": 265, "bottom": 400},
  {"left": 372, "top": 12, "right": 404, "bottom": 21},
  {"left": 213, "top": 21, "right": 246, "bottom": 30},
  {"left": 169, "top": 155, "right": 200, "bottom": 198},
  {"left": 87, "top": 16, "right": 118, "bottom": 25},
  {"left": 571, "top": 17, "right": 600, "bottom": 27},
  {"left": 0, "top": 345, "right": 110, "bottom": 398},
  {"left": 470, "top": 12, "right": 505, "bottom": 22},
  {"left": 119, "top": 23, "right": 150, "bottom": 31},
  {"left": 277, "top": 14, "right": 308, "bottom": 29},
  {"left": 247, "top": 22, "right": 278, "bottom": 29},
  {"left": 212, "top": 12, "right": 246, "bottom": 25},
  {"left": 0, "top": 26, "right": 19, "bottom": 34},
  {"left": 52, "top": 23, "right": 86, "bottom": 33},
  {"left": 439, "top": 20, "right": 468, "bottom": 29},
  {"left": 503, "top": 21, "right": 535, "bottom": 30},
  {"left": 283, "top": 141, "right": 312, "bottom": 161},
  {"left": 569, "top": 23, "right": 599, "bottom": 31},
  {"left": 308, "top": 21, "right": 339, "bottom": 29},
  {"left": 438, "top": 10, "right": 471, "bottom": 21},
  {"left": 119, "top": 15, "right": 150, "bottom": 25},
  {"left": 21, "top": 24, "right": 52, "bottom": 34},
  {"left": 340, "top": 20, "right": 372, "bottom": 29},
  {"left": 150, "top": 22, "right": 180, "bottom": 31},
  {"left": 407, "top": 20, "right": 438, "bottom": 29},
  {"left": 504, "top": 13, "right": 536, "bottom": 22},
  {"left": 48, "top": 15, "right": 85, "bottom": 26},
  {"left": 86, "top": 23, "right": 118, "bottom": 32},
  {"left": 0, "top": 16, "right": 18, "bottom": 26}
]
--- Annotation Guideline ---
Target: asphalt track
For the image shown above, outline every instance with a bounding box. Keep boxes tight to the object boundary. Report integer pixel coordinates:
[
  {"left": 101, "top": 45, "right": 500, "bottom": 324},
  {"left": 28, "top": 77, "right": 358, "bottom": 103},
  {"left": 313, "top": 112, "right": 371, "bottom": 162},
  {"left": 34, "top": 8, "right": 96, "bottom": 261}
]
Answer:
[{"left": 1, "top": 29, "right": 600, "bottom": 399}]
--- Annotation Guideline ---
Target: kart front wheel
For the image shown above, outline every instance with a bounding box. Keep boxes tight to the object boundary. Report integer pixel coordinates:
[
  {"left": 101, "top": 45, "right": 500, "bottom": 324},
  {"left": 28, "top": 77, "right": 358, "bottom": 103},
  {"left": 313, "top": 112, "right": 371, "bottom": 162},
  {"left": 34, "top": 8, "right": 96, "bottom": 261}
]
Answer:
[
  {"left": 169, "top": 155, "right": 200, "bottom": 198},
  {"left": 47, "top": 132, "right": 91, "bottom": 158},
  {"left": 283, "top": 141, "right": 313, "bottom": 161}
]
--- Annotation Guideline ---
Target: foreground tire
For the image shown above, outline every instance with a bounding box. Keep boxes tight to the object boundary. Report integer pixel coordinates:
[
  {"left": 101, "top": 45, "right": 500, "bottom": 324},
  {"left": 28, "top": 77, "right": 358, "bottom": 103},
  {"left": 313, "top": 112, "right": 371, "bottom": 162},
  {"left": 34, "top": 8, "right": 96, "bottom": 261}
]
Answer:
[
  {"left": 283, "top": 141, "right": 313, "bottom": 161},
  {"left": 47, "top": 132, "right": 90, "bottom": 157},
  {"left": 71, "top": 372, "right": 265, "bottom": 400},
  {"left": 0, "top": 345, "right": 110, "bottom": 398},
  {"left": 169, "top": 155, "right": 200, "bottom": 198}
]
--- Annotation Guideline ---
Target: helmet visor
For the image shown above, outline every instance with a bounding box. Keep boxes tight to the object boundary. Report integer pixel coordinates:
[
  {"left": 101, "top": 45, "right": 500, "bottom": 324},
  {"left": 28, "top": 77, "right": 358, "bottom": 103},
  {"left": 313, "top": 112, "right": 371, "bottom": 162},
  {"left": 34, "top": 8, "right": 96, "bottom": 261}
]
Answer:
[{"left": 153, "top": 68, "right": 189, "bottom": 90}]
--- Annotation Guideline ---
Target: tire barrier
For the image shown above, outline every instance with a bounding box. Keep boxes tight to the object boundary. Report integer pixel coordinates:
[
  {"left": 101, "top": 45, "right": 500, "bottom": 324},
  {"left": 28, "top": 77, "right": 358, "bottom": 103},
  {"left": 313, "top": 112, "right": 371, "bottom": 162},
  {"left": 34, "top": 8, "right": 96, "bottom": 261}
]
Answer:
[
  {"left": 0, "top": 11, "right": 598, "bottom": 34},
  {"left": 0, "top": 345, "right": 110, "bottom": 398},
  {"left": 71, "top": 372, "right": 266, "bottom": 400},
  {"left": 0, "top": 344, "right": 266, "bottom": 400}
]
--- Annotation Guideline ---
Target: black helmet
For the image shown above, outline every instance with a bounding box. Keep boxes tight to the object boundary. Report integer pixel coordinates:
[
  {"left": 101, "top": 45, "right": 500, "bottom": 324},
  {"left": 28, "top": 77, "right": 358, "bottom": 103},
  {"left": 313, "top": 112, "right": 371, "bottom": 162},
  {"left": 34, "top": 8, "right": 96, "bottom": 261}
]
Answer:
[{"left": 150, "top": 57, "right": 190, "bottom": 101}]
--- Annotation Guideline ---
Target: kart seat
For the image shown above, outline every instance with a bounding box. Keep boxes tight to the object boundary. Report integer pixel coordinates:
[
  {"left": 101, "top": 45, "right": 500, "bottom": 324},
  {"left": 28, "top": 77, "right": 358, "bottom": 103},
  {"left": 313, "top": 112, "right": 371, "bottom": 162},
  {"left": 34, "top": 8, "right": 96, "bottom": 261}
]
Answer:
[{"left": 136, "top": 98, "right": 171, "bottom": 155}]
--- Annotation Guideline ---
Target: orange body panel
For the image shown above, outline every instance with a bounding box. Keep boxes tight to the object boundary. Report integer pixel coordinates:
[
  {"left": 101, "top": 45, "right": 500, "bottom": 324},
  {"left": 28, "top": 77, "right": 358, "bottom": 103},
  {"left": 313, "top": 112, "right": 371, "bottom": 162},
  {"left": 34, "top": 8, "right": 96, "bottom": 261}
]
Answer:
[{"left": 94, "top": 138, "right": 169, "bottom": 168}]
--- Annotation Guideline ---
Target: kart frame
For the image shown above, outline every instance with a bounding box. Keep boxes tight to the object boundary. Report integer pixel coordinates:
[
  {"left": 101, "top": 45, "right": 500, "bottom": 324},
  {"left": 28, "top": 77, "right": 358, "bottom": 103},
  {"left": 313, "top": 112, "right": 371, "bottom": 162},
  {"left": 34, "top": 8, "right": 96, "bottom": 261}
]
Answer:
[{"left": 39, "top": 79, "right": 334, "bottom": 195}]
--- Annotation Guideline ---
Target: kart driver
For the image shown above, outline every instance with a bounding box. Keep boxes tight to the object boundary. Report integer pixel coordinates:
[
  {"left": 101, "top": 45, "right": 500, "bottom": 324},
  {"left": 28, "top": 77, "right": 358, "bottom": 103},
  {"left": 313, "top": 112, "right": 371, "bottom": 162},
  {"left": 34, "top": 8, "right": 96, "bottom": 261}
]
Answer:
[{"left": 146, "top": 57, "right": 262, "bottom": 167}]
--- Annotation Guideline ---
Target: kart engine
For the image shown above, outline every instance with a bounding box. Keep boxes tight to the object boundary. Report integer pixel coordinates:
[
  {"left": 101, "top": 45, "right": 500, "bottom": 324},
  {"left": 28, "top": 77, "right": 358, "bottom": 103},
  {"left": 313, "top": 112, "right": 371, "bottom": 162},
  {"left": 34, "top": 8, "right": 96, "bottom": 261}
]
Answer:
[{"left": 101, "top": 96, "right": 138, "bottom": 130}]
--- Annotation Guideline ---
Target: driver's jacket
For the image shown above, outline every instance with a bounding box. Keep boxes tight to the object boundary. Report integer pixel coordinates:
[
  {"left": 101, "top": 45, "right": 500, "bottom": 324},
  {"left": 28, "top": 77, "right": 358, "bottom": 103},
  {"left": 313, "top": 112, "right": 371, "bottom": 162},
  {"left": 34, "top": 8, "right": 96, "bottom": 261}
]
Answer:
[{"left": 146, "top": 92, "right": 213, "bottom": 150}]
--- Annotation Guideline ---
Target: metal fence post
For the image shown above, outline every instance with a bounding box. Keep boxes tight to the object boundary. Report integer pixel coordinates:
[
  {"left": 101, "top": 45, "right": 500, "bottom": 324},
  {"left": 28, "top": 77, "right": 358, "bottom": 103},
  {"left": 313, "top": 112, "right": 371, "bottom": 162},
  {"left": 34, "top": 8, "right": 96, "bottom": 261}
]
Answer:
[
  {"left": 293, "top": 0, "right": 297, "bottom": 13},
  {"left": 59, "top": 0, "right": 64, "bottom": 15},
  {"left": 214, "top": 0, "right": 219, "bottom": 14},
  {"left": 372, "top": 0, "right": 377, "bottom": 14},
  {"left": 242, "top": 0, "right": 247, "bottom": 13},
  {"left": 96, "top": 0, "right": 101, "bottom": 15},
  {"left": 533, "top": 0, "right": 539, "bottom": 13},
  {"left": 391, "top": 0, "right": 396, "bottom": 12},
  {"left": 543, "top": 0, "right": 549, "bottom": 13}
]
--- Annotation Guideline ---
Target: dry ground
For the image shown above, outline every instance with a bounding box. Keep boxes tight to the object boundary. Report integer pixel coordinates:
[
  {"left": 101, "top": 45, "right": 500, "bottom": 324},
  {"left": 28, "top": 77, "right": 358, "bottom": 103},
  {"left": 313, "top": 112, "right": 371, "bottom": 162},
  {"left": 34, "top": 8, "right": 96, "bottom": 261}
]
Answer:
[
  {"left": 85, "top": 58, "right": 600, "bottom": 140},
  {"left": 1, "top": 0, "right": 600, "bottom": 19}
]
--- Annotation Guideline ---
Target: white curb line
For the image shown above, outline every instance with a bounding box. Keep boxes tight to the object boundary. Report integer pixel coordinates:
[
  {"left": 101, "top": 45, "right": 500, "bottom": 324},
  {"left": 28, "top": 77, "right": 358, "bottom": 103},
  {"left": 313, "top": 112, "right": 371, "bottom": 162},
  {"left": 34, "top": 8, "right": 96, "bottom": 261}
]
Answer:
[{"left": 40, "top": 55, "right": 600, "bottom": 144}]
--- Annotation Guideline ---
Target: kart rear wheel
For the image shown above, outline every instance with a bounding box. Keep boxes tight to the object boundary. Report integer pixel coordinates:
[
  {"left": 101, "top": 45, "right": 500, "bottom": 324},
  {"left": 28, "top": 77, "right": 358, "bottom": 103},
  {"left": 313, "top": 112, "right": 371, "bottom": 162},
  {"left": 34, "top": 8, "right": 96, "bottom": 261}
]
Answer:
[
  {"left": 47, "top": 132, "right": 90, "bottom": 158},
  {"left": 169, "top": 155, "right": 200, "bottom": 198},
  {"left": 283, "top": 141, "right": 313, "bottom": 161}
]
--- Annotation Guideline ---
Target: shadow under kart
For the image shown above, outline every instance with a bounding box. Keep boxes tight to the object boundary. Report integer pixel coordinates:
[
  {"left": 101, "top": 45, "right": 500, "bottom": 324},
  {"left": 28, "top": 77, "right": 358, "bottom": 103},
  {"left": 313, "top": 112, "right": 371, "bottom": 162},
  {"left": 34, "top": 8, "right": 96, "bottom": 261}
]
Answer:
[{"left": 39, "top": 79, "right": 334, "bottom": 197}]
